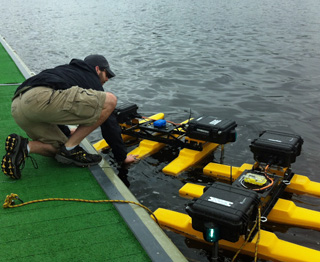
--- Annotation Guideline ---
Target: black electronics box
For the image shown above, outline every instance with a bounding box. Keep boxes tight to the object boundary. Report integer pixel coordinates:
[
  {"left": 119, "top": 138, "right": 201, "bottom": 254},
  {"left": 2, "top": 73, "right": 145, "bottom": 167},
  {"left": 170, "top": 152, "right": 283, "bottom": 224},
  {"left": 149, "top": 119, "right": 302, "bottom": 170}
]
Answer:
[
  {"left": 186, "top": 182, "right": 259, "bottom": 242},
  {"left": 113, "top": 103, "right": 140, "bottom": 123},
  {"left": 186, "top": 116, "right": 237, "bottom": 144},
  {"left": 250, "top": 130, "right": 303, "bottom": 167}
]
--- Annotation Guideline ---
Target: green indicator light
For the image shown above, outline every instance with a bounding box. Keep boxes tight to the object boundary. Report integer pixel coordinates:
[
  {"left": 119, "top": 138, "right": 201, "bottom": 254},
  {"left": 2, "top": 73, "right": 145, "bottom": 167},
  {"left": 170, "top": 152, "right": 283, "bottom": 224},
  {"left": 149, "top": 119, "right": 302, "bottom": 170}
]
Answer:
[{"left": 204, "top": 223, "right": 220, "bottom": 243}]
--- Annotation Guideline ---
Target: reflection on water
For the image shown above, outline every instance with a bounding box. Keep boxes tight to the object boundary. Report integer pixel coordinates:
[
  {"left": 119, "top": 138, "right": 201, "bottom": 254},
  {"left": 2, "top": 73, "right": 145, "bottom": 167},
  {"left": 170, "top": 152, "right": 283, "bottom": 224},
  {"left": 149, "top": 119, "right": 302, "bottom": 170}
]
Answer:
[{"left": 1, "top": 0, "right": 320, "bottom": 260}]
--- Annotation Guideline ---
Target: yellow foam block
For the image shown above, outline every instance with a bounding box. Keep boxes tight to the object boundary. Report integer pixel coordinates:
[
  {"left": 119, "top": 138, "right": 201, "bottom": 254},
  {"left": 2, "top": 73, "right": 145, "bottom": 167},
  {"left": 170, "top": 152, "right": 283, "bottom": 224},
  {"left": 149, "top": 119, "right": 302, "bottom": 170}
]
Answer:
[
  {"left": 268, "top": 198, "right": 320, "bottom": 230},
  {"left": 179, "top": 183, "right": 204, "bottom": 199},
  {"left": 162, "top": 143, "right": 220, "bottom": 176},
  {"left": 286, "top": 174, "right": 320, "bottom": 197},
  {"left": 203, "top": 162, "right": 253, "bottom": 181},
  {"left": 129, "top": 140, "right": 166, "bottom": 159}
]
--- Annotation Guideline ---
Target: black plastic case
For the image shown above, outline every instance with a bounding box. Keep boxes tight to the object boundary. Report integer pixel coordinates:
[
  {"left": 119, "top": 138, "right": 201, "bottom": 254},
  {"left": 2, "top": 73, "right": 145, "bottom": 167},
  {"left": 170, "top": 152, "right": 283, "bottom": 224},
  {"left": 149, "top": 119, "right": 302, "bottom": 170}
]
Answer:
[
  {"left": 186, "top": 182, "right": 259, "bottom": 242},
  {"left": 250, "top": 130, "right": 303, "bottom": 167},
  {"left": 186, "top": 116, "right": 237, "bottom": 144},
  {"left": 113, "top": 103, "right": 139, "bottom": 123}
]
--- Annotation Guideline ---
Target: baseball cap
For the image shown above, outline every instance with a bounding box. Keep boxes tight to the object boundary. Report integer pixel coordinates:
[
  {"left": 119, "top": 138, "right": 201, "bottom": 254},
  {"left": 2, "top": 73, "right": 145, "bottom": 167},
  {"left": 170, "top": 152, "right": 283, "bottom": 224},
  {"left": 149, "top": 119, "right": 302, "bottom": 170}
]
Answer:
[{"left": 84, "top": 54, "right": 115, "bottom": 78}]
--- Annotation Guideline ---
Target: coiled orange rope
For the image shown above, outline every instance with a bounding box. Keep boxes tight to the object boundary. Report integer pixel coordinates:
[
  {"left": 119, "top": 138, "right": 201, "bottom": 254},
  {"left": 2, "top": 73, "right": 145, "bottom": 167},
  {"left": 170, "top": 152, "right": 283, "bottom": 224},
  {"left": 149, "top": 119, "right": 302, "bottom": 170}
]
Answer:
[{"left": 3, "top": 193, "right": 159, "bottom": 225}]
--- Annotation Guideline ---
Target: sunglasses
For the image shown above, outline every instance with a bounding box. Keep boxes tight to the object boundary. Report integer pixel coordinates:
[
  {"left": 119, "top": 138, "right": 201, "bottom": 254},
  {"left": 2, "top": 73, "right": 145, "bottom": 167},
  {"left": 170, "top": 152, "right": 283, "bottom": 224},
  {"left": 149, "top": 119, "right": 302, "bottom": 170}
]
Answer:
[{"left": 99, "top": 67, "right": 112, "bottom": 78}]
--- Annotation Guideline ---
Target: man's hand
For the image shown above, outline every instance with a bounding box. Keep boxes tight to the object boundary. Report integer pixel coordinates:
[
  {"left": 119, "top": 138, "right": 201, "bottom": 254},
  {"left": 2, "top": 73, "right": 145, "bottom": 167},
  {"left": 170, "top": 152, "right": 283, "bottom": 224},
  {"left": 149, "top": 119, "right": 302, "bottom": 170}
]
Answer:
[{"left": 123, "top": 154, "right": 139, "bottom": 165}]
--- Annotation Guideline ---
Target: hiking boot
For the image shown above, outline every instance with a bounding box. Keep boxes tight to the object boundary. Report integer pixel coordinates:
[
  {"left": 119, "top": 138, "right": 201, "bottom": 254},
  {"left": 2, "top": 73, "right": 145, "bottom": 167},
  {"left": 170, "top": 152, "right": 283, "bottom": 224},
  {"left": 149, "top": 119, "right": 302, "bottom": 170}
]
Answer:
[
  {"left": 55, "top": 145, "right": 102, "bottom": 167},
  {"left": 1, "top": 134, "right": 29, "bottom": 179}
]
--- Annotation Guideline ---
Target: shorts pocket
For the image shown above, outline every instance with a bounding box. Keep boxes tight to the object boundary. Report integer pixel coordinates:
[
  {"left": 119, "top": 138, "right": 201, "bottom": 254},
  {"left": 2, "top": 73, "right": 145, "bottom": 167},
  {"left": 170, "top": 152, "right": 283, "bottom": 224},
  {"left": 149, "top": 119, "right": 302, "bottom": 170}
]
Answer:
[
  {"left": 64, "top": 87, "right": 99, "bottom": 118},
  {"left": 62, "top": 86, "right": 79, "bottom": 111}
]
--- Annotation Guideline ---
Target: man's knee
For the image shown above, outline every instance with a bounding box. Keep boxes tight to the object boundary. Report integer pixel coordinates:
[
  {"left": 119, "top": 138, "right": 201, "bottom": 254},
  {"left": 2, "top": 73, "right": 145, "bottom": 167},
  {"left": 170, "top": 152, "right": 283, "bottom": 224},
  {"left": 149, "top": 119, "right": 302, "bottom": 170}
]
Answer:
[{"left": 105, "top": 92, "right": 117, "bottom": 110}]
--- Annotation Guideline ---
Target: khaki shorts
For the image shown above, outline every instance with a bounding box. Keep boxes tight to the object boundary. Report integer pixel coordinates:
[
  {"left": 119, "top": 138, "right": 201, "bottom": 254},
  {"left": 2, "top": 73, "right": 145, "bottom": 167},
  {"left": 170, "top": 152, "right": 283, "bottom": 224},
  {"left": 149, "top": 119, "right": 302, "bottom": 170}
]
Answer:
[{"left": 11, "top": 86, "right": 106, "bottom": 149}]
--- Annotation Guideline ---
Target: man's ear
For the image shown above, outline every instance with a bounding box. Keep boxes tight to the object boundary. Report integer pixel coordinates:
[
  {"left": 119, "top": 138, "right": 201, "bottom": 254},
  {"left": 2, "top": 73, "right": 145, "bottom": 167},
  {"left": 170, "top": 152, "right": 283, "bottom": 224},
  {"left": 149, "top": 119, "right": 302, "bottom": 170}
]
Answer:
[{"left": 95, "top": 66, "right": 100, "bottom": 74}]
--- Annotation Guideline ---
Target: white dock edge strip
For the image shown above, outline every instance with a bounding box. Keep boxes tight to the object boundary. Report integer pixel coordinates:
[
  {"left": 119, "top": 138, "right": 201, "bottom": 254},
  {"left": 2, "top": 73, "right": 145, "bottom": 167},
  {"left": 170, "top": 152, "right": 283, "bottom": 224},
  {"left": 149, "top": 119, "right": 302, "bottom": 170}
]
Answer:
[{"left": 0, "top": 35, "right": 34, "bottom": 79}]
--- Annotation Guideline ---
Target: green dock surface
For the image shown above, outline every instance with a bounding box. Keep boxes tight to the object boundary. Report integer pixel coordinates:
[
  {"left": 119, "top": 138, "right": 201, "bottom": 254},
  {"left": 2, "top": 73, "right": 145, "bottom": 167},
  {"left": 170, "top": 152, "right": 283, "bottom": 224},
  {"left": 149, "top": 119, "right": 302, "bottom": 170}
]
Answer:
[{"left": 0, "top": 36, "right": 186, "bottom": 262}]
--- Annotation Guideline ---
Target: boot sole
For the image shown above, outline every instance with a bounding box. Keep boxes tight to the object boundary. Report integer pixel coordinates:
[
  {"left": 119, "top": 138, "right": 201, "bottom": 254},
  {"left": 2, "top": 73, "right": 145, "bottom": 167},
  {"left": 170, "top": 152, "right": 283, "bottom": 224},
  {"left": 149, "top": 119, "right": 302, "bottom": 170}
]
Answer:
[
  {"left": 1, "top": 134, "right": 22, "bottom": 179},
  {"left": 55, "top": 154, "right": 102, "bottom": 167}
]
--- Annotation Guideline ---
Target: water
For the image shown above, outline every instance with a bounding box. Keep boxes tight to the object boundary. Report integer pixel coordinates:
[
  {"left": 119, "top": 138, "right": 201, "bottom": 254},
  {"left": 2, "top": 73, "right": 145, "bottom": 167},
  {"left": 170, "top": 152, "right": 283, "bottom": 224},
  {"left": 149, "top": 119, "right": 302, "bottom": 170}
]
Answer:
[{"left": 1, "top": 0, "right": 320, "bottom": 261}]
